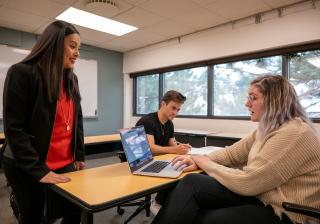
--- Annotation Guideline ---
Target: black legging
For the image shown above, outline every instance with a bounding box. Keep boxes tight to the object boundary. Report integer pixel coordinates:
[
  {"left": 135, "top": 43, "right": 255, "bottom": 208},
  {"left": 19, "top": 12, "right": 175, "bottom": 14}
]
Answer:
[
  {"left": 2, "top": 157, "right": 81, "bottom": 224},
  {"left": 152, "top": 173, "right": 292, "bottom": 224}
]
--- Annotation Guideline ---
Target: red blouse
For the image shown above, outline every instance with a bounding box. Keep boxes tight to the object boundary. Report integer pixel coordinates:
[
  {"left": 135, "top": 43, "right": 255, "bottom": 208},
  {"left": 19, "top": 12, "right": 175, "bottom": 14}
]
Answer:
[{"left": 46, "top": 87, "right": 74, "bottom": 170}]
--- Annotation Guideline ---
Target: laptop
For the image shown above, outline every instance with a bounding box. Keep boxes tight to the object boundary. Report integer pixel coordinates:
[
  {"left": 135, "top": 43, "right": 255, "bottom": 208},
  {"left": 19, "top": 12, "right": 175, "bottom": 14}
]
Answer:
[{"left": 120, "top": 125, "right": 185, "bottom": 178}]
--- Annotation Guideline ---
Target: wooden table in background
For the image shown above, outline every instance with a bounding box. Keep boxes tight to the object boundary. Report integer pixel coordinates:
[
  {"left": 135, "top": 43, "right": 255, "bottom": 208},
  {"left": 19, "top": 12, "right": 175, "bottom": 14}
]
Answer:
[{"left": 84, "top": 134, "right": 122, "bottom": 154}]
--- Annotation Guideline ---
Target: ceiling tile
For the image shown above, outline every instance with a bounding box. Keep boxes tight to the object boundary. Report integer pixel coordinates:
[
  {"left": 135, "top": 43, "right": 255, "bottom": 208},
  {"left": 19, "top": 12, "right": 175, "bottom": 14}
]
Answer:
[
  {"left": 191, "top": 0, "right": 219, "bottom": 6},
  {"left": 281, "top": 0, "right": 317, "bottom": 15},
  {"left": 0, "top": 0, "right": 310, "bottom": 53},
  {"left": 0, "top": 0, "right": 8, "bottom": 7},
  {"left": 97, "top": 43, "right": 128, "bottom": 52},
  {"left": 171, "top": 7, "right": 229, "bottom": 31},
  {"left": 143, "top": 19, "right": 196, "bottom": 38},
  {"left": 49, "top": 0, "right": 75, "bottom": 5},
  {"left": 4, "top": 0, "right": 69, "bottom": 18},
  {"left": 99, "top": 38, "right": 144, "bottom": 52},
  {"left": 0, "top": 7, "right": 49, "bottom": 33},
  {"left": 139, "top": 0, "right": 200, "bottom": 19},
  {"left": 206, "top": 0, "right": 271, "bottom": 20},
  {"left": 33, "top": 21, "right": 54, "bottom": 34},
  {"left": 76, "top": 26, "right": 116, "bottom": 44},
  {"left": 119, "top": 29, "right": 167, "bottom": 45},
  {"left": 262, "top": 0, "right": 302, "bottom": 8},
  {"left": 78, "top": 37, "right": 103, "bottom": 48},
  {"left": 0, "top": 19, "right": 36, "bottom": 34},
  {"left": 122, "top": 0, "right": 149, "bottom": 6},
  {"left": 112, "top": 7, "right": 166, "bottom": 28}
]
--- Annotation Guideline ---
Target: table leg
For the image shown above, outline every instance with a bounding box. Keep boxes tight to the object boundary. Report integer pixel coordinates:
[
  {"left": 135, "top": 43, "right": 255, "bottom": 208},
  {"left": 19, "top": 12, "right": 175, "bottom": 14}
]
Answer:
[{"left": 81, "top": 210, "right": 93, "bottom": 224}]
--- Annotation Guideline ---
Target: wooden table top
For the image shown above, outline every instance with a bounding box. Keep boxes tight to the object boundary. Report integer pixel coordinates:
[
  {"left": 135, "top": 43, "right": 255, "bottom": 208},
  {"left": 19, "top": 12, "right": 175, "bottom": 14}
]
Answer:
[
  {"left": 54, "top": 154, "right": 198, "bottom": 206},
  {"left": 84, "top": 134, "right": 121, "bottom": 145}
]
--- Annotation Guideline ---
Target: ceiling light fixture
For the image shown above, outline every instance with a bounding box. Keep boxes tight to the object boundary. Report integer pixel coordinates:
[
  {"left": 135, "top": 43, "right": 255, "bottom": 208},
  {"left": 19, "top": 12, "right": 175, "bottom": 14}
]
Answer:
[
  {"left": 86, "top": 0, "right": 120, "bottom": 17},
  {"left": 56, "top": 7, "right": 138, "bottom": 36}
]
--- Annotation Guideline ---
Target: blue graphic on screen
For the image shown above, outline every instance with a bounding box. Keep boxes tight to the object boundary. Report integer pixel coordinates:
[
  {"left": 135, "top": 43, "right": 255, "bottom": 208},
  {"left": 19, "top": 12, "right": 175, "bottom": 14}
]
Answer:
[{"left": 121, "top": 126, "right": 153, "bottom": 170}]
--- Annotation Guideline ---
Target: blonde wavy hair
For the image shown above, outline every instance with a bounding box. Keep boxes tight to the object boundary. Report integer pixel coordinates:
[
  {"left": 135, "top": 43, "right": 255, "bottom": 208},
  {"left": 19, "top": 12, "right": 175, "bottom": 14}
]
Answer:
[{"left": 250, "top": 75, "right": 313, "bottom": 138}]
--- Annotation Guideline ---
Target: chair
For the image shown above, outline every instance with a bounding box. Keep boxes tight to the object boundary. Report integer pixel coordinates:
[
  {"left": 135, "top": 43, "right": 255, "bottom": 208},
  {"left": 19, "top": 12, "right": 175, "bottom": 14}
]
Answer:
[
  {"left": 116, "top": 151, "right": 152, "bottom": 224},
  {"left": 9, "top": 190, "right": 21, "bottom": 221},
  {"left": 282, "top": 202, "right": 320, "bottom": 219}
]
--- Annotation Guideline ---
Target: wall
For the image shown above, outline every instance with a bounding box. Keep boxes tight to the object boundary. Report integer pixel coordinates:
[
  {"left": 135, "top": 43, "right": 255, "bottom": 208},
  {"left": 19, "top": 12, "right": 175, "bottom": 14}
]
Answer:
[
  {"left": 123, "top": 1, "right": 320, "bottom": 134},
  {"left": 0, "top": 27, "right": 123, "bottom": 136}
]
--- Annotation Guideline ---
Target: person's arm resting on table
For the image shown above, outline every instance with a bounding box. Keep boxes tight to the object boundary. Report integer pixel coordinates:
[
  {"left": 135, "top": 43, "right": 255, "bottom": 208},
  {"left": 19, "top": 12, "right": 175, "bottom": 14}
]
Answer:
[{"left": 147, "top": 134, "right": 190, "bottom": 155}]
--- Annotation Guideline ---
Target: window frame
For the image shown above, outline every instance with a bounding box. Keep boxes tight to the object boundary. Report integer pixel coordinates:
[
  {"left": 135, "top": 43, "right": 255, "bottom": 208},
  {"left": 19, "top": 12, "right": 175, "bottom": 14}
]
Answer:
[{"left": 131, "top": 42, "right": 320, "bottom": 122}]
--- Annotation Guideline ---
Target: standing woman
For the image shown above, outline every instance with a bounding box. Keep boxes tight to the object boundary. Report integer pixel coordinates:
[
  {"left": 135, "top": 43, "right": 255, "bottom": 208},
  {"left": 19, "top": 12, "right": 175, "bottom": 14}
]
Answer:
[{"left": 1, "top": 20, "right": 85, "bottom": 223}]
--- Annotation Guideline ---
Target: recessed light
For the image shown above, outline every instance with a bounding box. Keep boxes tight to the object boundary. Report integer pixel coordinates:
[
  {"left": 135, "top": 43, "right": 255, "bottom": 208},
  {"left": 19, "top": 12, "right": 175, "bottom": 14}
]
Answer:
[{"left": 56, "top": 7, "right": 137, "bottom": 36}]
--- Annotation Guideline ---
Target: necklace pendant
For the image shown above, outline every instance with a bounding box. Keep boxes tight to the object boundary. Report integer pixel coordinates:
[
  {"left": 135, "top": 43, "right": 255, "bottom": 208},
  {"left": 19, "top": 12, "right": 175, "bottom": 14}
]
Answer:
[{"left": 66, "top": 125, "right": 70, "bottom": 131}]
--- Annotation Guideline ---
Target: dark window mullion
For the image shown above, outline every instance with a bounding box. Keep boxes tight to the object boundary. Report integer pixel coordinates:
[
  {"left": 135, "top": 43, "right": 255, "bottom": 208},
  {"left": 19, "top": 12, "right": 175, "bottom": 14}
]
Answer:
[
  {"left": 207, "top": 65, "right": 213, "bottom": 117},
  {"left": 159, "top": 73, "right": 164, "bottom": 109},
  {"left": 133, "top": 77, "right": 137, "bottom": 115},
  {"left": 282, "top": 54, "right": 289, "bottom": 79}
]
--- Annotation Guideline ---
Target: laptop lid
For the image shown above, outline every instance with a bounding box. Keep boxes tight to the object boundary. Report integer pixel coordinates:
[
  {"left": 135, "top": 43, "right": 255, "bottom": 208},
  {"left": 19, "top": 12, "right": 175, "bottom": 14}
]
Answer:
[{"left": 120, "top": 126, "right": 154, "bottom": 172}]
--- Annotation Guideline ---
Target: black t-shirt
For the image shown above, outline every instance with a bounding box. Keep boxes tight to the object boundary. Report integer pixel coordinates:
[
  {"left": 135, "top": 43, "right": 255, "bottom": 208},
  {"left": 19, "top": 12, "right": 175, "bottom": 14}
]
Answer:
[{"left": 136, "top": 112, "right": 174, "bottom": 146}]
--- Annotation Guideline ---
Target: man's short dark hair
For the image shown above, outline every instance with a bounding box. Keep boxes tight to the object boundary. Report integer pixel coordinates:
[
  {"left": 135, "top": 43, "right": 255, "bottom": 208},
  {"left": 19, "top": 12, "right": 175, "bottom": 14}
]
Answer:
[{"left": 161, "top": 90, "right": 186, "bottom": 104}]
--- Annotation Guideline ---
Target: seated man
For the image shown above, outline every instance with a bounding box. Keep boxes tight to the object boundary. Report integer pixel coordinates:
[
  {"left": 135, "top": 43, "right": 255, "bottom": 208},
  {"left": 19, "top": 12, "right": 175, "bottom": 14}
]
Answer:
[
  {"left": 136, "top": 90, "right": 190, "bottom": 214},
  {"left": 136, "top": 90, "right": 190, "bottom": 155}
]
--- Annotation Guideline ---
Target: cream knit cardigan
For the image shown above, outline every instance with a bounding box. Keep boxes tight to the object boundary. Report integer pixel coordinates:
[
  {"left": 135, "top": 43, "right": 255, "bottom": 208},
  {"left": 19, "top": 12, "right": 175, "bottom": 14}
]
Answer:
[{"left": 204, "top": 118, "right": 320, "bottom": 223}]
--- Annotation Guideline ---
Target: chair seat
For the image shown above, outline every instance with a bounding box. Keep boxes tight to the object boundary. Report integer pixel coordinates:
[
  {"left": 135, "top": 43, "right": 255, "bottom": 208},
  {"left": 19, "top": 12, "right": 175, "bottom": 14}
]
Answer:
[{"left": 116, "top": 150, "right": 152, "bottom": 223}]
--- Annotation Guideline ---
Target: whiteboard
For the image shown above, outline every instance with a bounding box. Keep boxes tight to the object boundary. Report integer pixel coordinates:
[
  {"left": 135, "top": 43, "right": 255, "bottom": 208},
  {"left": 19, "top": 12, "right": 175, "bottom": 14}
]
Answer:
[
  {"left": 74, "top": 58, "right": 98, "bottom": 117},
  {"left": 0, "top": 44, "right": 98, "bottom": 118}
]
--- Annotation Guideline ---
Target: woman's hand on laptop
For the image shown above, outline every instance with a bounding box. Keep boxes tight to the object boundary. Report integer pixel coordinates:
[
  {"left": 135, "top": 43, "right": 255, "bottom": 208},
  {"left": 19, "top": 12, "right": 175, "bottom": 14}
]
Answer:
[
  {"left": 191, "top": 155, "right": 211, "bottom": 170},
  {"left": 171, "top": 155, "right": 198, "bottom": 172}
]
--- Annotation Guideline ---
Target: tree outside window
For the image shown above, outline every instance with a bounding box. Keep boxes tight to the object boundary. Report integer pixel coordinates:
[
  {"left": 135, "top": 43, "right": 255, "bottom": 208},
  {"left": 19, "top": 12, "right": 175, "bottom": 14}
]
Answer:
[
  {"left": 136, "top": 74, "right": 159, "bottom": 114},
  {"left": 164, "top": 67, "right": 208, "bottom": 115},
  {"left": 213, "top": 56, "right": 282, "bottom": 116},
  {"left": 289, "top": 50, "right": 320, "bottom": 118}
]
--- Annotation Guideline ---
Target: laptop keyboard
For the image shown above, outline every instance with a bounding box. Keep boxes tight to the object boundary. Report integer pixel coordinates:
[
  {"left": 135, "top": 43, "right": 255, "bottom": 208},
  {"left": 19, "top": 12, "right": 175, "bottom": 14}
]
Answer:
[{"left": 141, "top": 161, "right": 170, "bottom": 173}]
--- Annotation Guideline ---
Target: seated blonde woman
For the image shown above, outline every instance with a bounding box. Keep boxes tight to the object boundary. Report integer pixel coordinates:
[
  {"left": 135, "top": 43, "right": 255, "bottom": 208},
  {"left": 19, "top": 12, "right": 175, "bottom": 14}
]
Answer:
[{"left": 152, "top": 75, "right": 320, "bottom": 224}]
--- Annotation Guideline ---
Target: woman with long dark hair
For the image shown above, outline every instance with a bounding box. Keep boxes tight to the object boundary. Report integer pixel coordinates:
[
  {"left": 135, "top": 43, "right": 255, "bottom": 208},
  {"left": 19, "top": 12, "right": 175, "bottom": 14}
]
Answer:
[{"left": 1, "top": 20, "right": 84, "bottom": 223}]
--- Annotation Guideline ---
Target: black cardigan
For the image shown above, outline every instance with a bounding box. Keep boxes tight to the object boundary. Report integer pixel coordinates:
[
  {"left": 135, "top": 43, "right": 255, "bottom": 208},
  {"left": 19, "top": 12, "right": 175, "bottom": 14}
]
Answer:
[{"left": 2, "top": 63, "right": 85, "bottom": 181}]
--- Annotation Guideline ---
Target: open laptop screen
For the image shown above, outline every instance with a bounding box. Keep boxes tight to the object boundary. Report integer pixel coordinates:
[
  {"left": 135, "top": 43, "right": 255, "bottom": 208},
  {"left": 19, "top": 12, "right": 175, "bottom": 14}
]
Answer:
[{"left": 120, "top": 126, "right": 153, "bottom": 172}]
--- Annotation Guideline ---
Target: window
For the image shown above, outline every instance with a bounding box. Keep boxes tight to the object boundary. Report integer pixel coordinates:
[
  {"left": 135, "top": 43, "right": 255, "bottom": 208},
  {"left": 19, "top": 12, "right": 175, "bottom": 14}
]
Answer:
[
  {"left": 213, "top": 56, "right": 282, "bottom": 116},
  {"left": 289, "top": 50, "right": 320, "bottom": 118},
  {"left": 163, "top": 67, "right": 208, "bottom": 115},
  {"left": 136, "top": 74, "right": 159, "bottom": 114},
  {"left": 132, "top": 44, "right": 320, "bottom": 120}
]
